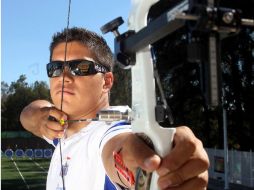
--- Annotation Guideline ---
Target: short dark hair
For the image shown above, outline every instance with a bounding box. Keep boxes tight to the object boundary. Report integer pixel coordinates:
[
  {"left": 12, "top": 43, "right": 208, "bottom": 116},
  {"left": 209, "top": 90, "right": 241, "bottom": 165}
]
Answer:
[{"left": 49, "top": 27, "right": 114, "bottom": 71}]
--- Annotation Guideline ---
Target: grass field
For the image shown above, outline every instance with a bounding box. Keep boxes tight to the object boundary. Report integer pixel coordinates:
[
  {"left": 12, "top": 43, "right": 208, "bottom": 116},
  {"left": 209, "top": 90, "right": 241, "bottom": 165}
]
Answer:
[{"left": 1, "top": 156, "right": 50, "bottom": 190}]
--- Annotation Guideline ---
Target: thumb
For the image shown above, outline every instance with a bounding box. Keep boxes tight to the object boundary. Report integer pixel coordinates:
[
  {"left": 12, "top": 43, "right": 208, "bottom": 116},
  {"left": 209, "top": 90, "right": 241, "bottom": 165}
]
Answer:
[{"left": 122, "top": 134, "right": 161, "bottom": 172}]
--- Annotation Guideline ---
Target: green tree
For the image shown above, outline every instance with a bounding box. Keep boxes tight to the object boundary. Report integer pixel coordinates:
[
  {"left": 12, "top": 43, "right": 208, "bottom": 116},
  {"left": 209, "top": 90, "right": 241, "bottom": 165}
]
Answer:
[
  {"left": 32, "top": 81, "right": 51, "bottom": 99},
  {"left": 1, "top": 81, "right": 9, "bottom": 103},
  {"left": 110, "top": 64, "right": 131, "bottom": 107},
  {"left": 1, "top": 75, "right": 50, "bottom": 131},
  {"left": 8, "top": 74, "right": 28, "bottom": 94}
]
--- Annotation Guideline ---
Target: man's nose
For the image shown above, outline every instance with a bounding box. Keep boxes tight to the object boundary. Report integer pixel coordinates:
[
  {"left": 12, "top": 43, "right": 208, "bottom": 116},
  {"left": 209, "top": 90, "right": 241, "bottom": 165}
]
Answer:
[{"left": 60, "top": 64, "right": 74, "bottom": 81}]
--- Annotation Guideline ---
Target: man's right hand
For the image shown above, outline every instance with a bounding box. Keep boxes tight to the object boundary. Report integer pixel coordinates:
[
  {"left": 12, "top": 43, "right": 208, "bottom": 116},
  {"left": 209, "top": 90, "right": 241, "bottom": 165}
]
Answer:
[
  {"left": 20, "top": 100, "right": 67, "bottom": 139},
  {"left": 41, "top": 106, "right": 68, "bottom": 139}
]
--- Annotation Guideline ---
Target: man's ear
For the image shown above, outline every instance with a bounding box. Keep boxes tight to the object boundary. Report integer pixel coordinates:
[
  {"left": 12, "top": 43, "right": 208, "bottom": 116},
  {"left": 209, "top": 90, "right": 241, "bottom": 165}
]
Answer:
[{"left": 103, "top": 72, "right": 114, "bottom": 92}]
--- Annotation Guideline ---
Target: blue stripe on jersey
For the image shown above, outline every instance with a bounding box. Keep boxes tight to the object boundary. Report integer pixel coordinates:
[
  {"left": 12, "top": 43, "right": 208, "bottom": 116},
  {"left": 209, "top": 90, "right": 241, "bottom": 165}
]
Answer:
[
  {"left": 104, "top": 175, "right": 117, "bottom": 190},
  {"left": 53, "top": 138, "right": 59, "bottom": 146},
  {"left": 104, "top": 121, "right": 130, "bottom": 135},
  {"left": 99, "top": 122, "right": 131, "bottom": 148}
]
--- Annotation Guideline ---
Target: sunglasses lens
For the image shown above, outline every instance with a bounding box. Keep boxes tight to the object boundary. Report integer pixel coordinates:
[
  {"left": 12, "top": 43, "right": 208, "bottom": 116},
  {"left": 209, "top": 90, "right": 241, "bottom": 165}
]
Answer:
[
  {"left": 47, "top": 62, "right": 63, "bottom": 77},
  {"left": 52, "top": 69, "right": 63, "bottom": 77},
  {"left": 69, "top": 60, "right": 94, "bottom": 76}
]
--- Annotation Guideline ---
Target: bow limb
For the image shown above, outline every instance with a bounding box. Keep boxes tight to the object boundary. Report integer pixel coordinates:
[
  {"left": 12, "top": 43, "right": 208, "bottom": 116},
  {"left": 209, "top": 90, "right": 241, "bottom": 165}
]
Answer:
[{"left": 129, "top": 0, "right": 175, "bottom": 189}]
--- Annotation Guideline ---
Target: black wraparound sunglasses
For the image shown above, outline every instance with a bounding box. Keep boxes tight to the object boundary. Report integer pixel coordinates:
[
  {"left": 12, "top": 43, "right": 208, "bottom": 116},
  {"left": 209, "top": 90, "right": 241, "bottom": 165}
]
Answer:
[{"left": 46, "top": 59, "right": 109, "bottom": 78}]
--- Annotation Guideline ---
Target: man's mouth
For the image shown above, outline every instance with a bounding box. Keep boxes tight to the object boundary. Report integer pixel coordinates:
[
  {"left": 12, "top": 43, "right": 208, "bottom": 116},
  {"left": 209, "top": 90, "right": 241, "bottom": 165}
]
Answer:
[{"left": 56, "top": 89, "right": 75, "bottom": 95}]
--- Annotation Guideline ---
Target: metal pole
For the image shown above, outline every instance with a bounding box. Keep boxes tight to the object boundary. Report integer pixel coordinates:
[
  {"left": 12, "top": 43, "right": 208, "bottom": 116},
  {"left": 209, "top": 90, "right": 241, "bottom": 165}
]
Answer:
[
  {"left": 250, "top": 150, "right": 253, "bottom": 187},
  {"left": 223, "top": 107, "right": 229, "bottom": 189}
]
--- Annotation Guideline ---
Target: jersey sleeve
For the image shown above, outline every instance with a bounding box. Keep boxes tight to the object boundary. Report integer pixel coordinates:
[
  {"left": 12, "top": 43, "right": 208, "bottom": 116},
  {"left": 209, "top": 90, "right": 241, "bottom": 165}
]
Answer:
[{"left": 98, "top": 121, "right": 132, "bottom": 155}]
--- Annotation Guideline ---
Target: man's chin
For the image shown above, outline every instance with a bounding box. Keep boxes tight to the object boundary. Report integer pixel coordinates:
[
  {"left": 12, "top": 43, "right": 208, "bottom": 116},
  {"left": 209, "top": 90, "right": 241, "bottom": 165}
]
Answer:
[{"left": 52, "top": 101, "right": 72, "bottom": 112}]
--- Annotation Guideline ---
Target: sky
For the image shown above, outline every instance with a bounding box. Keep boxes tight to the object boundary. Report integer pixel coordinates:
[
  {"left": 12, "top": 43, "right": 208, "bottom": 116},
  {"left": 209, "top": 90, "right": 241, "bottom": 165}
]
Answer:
[{"left": 1, "top": 0, "right": 131, "bottom": 85}]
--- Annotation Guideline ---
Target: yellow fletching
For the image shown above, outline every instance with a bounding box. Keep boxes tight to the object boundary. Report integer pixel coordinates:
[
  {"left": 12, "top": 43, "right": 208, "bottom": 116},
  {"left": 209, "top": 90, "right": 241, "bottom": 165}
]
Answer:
[{"left": 59, "top": 119, "right": 65, "bottom": 126}]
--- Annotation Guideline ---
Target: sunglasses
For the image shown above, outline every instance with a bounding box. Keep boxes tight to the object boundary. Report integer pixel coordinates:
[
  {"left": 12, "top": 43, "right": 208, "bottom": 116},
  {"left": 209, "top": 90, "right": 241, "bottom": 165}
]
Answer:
[{"left": 46, "top": 59, "right": 109, "bottom": 78}]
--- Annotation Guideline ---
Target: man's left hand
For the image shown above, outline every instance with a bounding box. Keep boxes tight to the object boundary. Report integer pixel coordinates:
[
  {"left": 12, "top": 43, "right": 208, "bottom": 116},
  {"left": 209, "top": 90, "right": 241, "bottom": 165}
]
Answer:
[
  {"left": 156, "top": 126, "right": 209, "bottom": 190},
  {"left": 120, "top": 126, "right": 209, "bottom": 190}
]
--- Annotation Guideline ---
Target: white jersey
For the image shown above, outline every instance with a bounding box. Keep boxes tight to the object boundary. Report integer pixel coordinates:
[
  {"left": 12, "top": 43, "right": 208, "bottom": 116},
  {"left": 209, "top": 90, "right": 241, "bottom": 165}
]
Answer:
[{"left": 45, "top": 121, "right": 132, "bottom": 190}]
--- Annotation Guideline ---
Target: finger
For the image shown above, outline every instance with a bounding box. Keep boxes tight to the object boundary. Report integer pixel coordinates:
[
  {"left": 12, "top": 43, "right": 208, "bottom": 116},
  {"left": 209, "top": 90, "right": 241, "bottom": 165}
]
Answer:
[
  {"left": 43, "top": 107, "right": 67, "bottom": 139},
  {"left": 48, "top": 107, "right": 67, "bottom": 120},
  {"left": 40, "top": 123, "right": 64, "bottom": 139},
  {"left": 47, "top": 120, "right": 66, "bottom": 131},
  {"left": 158, "top": 157, "right": 209, "bottom": 188},
  {"left": 157, "top": 126, "right": 198, "bottom": 175},
  {"left": 47, "top": 107, "right": 68, "bottom": 130},
  {"left": 122, "top": 134, "right": 161, "bottom": 172},
  {"left": 158, "top": 171, "right": 208, "bottom": 190},
  {"left": 46, "top": 123, "right": 65, "bottom": 138}
]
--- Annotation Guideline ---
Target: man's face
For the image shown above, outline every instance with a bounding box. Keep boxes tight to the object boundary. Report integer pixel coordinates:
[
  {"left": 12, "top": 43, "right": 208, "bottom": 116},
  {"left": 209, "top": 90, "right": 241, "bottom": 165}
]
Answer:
[{"left": 50, "top": 41, "right": 110, "bottom": 119}]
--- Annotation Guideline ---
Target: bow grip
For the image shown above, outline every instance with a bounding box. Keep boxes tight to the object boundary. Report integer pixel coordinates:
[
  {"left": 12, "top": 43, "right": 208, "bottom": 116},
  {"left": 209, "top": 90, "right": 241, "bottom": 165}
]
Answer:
[{"left": 132, "top": 117, "right": 175, "bottom": 189}]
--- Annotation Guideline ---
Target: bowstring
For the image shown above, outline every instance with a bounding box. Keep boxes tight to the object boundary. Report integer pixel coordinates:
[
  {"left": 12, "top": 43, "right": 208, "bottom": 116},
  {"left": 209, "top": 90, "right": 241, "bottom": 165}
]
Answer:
[{"left": 59, "top": 0, "right": 72, "bottom": 189}]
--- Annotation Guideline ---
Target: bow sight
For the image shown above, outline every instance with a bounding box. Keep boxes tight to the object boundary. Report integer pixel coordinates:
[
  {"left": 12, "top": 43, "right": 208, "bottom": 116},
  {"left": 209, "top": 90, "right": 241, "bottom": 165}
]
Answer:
[{"left": 102, "top": 0, "right": 254, "bottom": 125}]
